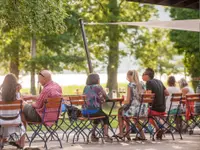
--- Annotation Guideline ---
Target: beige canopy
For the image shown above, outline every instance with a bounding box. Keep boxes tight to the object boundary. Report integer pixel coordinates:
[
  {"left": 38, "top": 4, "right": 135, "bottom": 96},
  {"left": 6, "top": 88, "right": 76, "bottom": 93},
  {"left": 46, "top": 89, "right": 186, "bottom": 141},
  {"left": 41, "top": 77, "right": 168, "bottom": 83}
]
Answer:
[{"left": 85, "top": 19, "right": 200, "bottom": 32}]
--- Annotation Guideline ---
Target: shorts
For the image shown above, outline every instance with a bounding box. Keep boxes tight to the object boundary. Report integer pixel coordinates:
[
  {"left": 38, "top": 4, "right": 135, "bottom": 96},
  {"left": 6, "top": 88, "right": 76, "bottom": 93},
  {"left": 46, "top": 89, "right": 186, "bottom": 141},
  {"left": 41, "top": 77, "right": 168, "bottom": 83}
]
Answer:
[{"left": 23, "top": 104, "right": 41, "bottom": 122}]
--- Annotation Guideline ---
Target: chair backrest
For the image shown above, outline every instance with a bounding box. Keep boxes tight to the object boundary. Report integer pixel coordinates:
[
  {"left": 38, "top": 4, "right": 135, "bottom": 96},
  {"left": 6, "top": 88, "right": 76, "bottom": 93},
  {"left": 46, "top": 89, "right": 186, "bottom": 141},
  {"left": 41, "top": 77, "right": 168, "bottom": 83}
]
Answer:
[
  {"left": 141, "top": 93, "right": 155, "bottom": 104},
  {"left": 63, "top": 95, "right": 86, "bottom": 105},
  {"left": 45, "top": 97, "right": 62, "bottom": 109},
  {"left": 0, "top": 100, "right": 22, "bottom": 120},
  {"left": 186, "top": 93, "right": 200, "bottom": 102},
  {"left": 42, "top": 97, "right": 62, "bottom": 124},
  {"left": 171, "top": 93, "right": 183, "bottom": 102}
]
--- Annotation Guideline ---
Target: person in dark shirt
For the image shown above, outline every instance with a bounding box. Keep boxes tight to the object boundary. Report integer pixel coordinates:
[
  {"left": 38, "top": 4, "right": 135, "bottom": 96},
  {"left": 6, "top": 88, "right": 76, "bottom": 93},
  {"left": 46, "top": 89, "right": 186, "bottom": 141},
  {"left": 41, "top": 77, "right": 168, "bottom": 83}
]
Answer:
[{"left": 142, "top": 68, "right": 169, "bottom": 139}]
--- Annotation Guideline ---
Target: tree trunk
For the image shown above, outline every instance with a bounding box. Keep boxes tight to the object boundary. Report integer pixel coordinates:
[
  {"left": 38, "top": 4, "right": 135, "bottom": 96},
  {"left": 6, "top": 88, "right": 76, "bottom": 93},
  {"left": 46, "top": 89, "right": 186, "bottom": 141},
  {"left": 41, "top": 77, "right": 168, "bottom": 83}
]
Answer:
[
  {"left": 30, "top": 35, "right": 36, "bottom": 95},
  {"left": 106, "top": 0, "right": 120, "bottom": 98},
  {"left": 10, "top": 48, "right": 19, "bottom": 79}
]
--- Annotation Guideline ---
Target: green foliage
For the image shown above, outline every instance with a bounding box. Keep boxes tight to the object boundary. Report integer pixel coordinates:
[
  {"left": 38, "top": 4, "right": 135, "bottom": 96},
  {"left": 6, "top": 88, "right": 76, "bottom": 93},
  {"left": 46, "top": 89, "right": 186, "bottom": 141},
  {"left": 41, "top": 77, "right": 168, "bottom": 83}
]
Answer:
[
  {"left": 0, "top": 0, "right": 86, "bottom": 77},
  {"left": 169, "top": 8, "right": 199, "bottom": 88},
  {"left": 0, "top": 0, "right": 67, "bottom": 34},
  {"left": 134, "top": 28, "right": 181, "bottom": 76},
  {"left": 59, "top": 0, "right": 158, "bottom": 93}
]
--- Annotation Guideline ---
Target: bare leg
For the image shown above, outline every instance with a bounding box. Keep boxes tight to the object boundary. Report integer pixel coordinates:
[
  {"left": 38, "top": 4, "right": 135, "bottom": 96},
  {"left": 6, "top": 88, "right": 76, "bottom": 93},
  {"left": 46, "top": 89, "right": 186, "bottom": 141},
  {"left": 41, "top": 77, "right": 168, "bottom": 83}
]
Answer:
[
  {"left": 124, "top": 119, "right": 130, "bottom": 137},
  {"left": 136, "top": 124, "right": 145, "bottom": 139},
  {"left": 104, "top": 125, "right": 109, "bottom": 136},
  {"left": 118, "top": 108, "right": 124, "bottom": 136},
  {"left": 92, "top": 124, "right": 98, "bottom": 136},
  {"left": 21, "top": 113, "right": 27, "bottom": 129},
  {"left": 16, "top": 134, "right": 25, "bottom": 148}
]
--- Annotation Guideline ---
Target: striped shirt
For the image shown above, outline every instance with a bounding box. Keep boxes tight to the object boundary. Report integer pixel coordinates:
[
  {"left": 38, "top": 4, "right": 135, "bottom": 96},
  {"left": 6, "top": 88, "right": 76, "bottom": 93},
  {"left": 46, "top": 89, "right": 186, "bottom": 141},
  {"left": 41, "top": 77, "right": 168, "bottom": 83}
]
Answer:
[{"left": 32, "top": 81, "right": 62, "bottom": 126}]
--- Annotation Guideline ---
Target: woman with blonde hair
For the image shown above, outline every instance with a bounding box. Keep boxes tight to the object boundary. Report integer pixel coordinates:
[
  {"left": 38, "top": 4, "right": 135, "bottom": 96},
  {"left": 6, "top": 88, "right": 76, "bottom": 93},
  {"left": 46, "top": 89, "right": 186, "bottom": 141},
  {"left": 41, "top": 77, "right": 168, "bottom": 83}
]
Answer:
[
  {"left": 116, "top": 70, "right": 147, "bottom": 140},
  {"left": 178, "top": 78, "right": 194, "bottom": 126},
  {"left": 178, "top": 78, "right": 194, "bottom": 95}
]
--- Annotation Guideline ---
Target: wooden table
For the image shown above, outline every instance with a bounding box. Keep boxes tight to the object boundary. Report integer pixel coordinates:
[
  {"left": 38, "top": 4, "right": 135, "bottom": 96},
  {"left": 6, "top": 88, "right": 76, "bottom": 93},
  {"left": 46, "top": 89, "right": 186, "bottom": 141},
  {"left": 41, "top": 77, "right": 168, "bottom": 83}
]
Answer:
[{"left": 106, "top": 98, "right": 124, "bottom": 117}]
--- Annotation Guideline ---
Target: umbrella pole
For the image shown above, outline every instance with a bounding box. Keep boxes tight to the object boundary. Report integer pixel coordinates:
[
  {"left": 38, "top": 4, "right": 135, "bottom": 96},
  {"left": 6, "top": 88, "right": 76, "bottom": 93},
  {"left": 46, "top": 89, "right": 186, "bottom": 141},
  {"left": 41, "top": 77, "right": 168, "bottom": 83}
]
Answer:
[{"left": 79, "top": 19, "right": 93, "bottom": 73}]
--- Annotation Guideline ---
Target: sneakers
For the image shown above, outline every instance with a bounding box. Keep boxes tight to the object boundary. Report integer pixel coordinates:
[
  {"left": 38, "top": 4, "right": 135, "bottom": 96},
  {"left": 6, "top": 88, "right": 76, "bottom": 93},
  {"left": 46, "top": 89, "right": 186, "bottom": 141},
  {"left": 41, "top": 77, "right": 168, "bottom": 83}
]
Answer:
[{"left": 91, "top": 135, "right": 99, "bottom": 142}]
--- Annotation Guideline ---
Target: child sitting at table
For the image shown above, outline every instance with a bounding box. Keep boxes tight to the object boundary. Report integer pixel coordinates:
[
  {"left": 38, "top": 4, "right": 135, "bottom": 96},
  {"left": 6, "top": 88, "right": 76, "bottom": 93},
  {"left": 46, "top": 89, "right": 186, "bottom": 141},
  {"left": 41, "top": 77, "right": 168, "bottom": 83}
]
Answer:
[
  {"left": 82, "top": 73, "right": 112, "bottom": 142},
  {"left": 116, "top": 70, "right": 147, "bottom": 141}
]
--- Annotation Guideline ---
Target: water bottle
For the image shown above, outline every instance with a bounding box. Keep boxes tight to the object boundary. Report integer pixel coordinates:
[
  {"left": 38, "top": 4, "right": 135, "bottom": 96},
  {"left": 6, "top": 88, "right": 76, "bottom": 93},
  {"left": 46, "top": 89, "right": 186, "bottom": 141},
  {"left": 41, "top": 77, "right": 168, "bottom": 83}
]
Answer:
[{"left": 112, "top": 90, "right": 117, "bottom": 98}]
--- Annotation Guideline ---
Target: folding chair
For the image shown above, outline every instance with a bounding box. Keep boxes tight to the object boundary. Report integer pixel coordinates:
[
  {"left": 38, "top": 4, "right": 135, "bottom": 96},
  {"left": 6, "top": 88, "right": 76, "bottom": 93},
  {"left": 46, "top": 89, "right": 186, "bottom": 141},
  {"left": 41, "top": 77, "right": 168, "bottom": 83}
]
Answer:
[
  {"left": 0, "top": 100, "right": 23, "bottom": 149},
  {"left": 135, "top": 93, "right": 155, "bottom": 140},
  {"left": 186, "top": 93, "right": 200, "bottom": 133},
  {"left": 59, "top": 95, "right": 85, "bottom": 142},
  {"left": 164, "top": 93, "right": 184, "bottom": 140},
  {"left": 129, "top": 93, "right": 171, "bottom": 141},
  {"left": 66, "top": 95, "right": 105, "bottom": 144},
  {"left": 27, "top": 97, "right": 62, "bottom": 150},
  {"left": 149, "top": 93, "right": 185, "bottom": 141},
  {"left": 122, "top": 93, "right": 155, "bottom": 141}
]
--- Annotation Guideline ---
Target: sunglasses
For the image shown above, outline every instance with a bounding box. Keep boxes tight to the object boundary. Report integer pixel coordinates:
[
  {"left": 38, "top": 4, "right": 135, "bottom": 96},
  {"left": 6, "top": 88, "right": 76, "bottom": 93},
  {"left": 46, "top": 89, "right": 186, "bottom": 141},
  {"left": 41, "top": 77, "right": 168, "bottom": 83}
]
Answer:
[
  {"left": 142, "top": 73, "right": 148, "bottom": 76},
  {"left": 38, "top": 72, "right": 45, "bottom": 77}
]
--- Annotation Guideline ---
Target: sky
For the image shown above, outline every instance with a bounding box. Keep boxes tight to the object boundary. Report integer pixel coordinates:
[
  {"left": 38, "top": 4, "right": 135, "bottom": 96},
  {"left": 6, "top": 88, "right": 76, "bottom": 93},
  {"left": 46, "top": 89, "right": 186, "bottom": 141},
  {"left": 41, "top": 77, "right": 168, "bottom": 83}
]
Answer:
[
  {"left": 118, "top": 5, "right": 172, "bottom": 73},
  {"left": 155, "top": 5, "right": 171, "bottom": 21}
]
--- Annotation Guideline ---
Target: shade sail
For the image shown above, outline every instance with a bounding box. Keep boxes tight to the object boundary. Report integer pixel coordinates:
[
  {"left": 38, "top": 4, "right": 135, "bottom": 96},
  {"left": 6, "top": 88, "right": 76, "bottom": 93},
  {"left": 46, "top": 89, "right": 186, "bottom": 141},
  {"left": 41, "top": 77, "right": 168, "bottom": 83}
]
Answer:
[
  {"left": 84, "top": 19, "right": 200, "bottom": 32},
  {"left": 126, "top": 0, "right": 199, "bottom": 10}
]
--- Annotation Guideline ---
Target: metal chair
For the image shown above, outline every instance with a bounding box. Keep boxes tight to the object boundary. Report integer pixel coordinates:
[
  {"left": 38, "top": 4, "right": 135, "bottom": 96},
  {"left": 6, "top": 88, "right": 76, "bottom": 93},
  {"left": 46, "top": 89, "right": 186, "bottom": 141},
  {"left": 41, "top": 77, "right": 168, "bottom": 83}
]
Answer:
[
  {"left": 0, "top": 100, "right": 23, "bottom": 149},
  {"left": 27, "top": 97, "right": 62, "bottom": 150},
  {"left": 186, "top": 93, "right": 200, "bottom": 134},
  {"left": 66, "top": 95, "right": 105, "bottom": 144}
]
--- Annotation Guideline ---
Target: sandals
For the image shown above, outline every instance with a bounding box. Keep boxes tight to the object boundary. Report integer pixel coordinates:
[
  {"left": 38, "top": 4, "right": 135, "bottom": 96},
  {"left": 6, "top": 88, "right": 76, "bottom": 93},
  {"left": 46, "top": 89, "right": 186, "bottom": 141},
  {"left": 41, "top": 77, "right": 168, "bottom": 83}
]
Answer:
[
  {"left": 9, "top": 141, "right": 23, "bottom": 149},
  {"left": 156, "top": 129, "right": 164, "bottom": 140},
  {"left": 91, "top": 135, "right": 99, "bottom": 142},
  {"left": 132, "top": 136, "right": 147, "bottom": 141},
  {"left": 126, "top": 136, "right": 131, "bottom": 141},
  {"left": 112, "top": 134, "right": 124, "bottom": 140},
  {"left": 104, "top": 135, "right": 113, "bottom": 143}
]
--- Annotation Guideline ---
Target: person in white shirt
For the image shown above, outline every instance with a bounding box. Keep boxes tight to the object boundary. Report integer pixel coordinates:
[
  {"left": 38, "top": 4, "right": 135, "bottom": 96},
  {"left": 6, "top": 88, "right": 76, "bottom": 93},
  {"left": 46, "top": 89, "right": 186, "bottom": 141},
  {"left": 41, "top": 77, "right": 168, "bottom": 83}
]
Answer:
[
  {"left": 166, "top": 76, "right": 181, "bottom": 113},
  {"left": 178, "top": 78, "right": 194, "bottom": 95}
]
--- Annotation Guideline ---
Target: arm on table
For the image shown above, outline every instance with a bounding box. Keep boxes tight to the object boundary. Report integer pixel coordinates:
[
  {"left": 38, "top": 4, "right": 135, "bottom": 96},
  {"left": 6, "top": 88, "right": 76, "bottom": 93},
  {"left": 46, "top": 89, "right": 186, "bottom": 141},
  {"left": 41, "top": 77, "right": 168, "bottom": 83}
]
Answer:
[
  {"left": 182, "top": 88, "right": 189, "bottom": 96},
  {"left": 123, "top": 87, "right": 131, "bottom": 104},
  {"left": 22, "top": 95, "right": 38, "bottom": 101},
  {"left": 164, "top": 89, "right": 169, "bottom": 96}
]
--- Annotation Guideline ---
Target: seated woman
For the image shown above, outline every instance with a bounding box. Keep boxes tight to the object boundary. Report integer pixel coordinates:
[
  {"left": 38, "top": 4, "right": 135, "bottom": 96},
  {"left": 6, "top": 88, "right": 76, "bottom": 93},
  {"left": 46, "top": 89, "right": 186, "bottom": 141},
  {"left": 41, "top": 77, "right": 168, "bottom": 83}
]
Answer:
[
  {"left": 166, "top": 76, "right": 181, "bottom": 113},
  {"left": 82, "top": 73, "right": 112, "bottom": 142},
  {"left": 117, "top": 70, "right": 147, "bottom": 140},
  {"left": 0, "top": 73, "right": 25, "bottom": 149},
  {"left": 178, "top": 78, "right": 194, "bottom": 133},
  {"left": 166, "top": 76, "right": 182, "bottom": 131},
  {"left": 178, "top": 78, "right": 194, "bottom": 119}
]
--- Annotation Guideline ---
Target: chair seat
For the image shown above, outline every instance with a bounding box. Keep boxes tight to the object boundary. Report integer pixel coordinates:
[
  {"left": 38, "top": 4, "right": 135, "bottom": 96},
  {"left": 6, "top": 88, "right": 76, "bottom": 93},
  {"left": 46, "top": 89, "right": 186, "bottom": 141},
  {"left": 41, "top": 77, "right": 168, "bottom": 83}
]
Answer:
[
  {"left": 0, "top": 124, "right": 21, "bottom": 127},
  {"left": 78, "top": 116, "right": 105, "bottom": 120},
  {"left": 191, "top": 113, "right": 200, "bottom": 116},
  {"left": 27, "top": 121, "right": 42, "bottom": 125}
]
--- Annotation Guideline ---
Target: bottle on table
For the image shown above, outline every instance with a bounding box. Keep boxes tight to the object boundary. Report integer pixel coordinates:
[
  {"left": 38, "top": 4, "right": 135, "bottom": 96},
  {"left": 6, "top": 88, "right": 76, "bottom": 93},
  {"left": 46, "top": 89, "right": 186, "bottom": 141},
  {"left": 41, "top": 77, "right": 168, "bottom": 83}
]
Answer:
[{"left": 112, "top": 90, "right": 117, "bottom": 99}]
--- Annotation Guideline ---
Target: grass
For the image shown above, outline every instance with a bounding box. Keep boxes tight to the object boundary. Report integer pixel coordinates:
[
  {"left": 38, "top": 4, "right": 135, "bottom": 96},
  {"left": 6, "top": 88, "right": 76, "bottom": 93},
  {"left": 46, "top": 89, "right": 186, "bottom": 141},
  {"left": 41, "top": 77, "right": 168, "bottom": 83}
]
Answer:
[
  {"left": 27, "top": 108, "right": 119, "bottom": 131},
  {"left": 21, "top": 83, "right": 128, "bottom": 95},
  {"left": 23, "top": 83, "right": 124, "bottom": 131}
]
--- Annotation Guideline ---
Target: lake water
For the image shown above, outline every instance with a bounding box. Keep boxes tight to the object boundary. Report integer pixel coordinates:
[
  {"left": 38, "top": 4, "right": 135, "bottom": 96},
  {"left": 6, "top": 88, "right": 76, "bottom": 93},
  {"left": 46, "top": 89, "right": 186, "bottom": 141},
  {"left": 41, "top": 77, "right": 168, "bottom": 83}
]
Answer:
[
  {"left": 0, "top": 73, "right": 186, "bottom": 88},
  {"left": 0, "top": 73, "right": 128, "bottom": 88}
]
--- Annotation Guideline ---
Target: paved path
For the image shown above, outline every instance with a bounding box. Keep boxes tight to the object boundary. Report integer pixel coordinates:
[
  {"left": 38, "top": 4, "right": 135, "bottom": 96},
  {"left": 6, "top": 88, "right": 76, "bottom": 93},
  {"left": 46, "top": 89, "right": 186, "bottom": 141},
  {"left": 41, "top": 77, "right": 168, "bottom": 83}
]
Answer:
[{"left": 3, "top": 133, "right": 200, "bottom": 150}]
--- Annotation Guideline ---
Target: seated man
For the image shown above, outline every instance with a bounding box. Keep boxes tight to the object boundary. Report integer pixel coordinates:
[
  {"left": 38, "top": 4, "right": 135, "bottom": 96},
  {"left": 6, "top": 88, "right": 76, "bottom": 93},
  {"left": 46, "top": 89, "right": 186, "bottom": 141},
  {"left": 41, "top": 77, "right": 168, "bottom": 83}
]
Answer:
[
  {"left": 23, "top": 70, "right": 62, "bottom": 125},
  {"left": 142, "top": 68, "right": 169, "bottom": 139}
]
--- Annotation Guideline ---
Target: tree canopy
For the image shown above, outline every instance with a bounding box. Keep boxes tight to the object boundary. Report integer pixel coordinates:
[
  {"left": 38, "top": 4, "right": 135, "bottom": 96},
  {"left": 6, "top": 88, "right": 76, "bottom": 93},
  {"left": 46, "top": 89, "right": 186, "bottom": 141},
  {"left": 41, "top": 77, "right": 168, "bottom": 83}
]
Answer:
[{"left": 169, "top": 8, "right": 199, "bottom": 88}]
